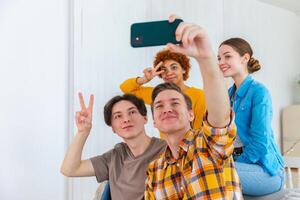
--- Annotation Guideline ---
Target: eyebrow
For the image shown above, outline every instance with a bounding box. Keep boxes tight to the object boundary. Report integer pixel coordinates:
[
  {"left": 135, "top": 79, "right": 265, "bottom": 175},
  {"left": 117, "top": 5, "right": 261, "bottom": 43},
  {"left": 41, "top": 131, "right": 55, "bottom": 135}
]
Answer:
[
  {"left": 128, "top": 107, "right": 138, "bottom": 112},
  {"left": 161, "top": 62, "right": 178, "bottom": 67},
  {"left": 218, "top": 51, "right": 231, "bottom": 58},
  {"left": 112, "top": 106, "right": 137, "bottom": 116},
  {"left": 154, "top": 97, "right": 180, "bottom": 105}
]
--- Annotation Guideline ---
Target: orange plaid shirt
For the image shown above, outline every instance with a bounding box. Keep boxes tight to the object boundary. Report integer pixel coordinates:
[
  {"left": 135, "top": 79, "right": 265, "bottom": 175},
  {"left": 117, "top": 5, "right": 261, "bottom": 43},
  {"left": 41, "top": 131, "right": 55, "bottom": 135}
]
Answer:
[{"left": 145, "top": 117, "right": 242, "bottom": 200}]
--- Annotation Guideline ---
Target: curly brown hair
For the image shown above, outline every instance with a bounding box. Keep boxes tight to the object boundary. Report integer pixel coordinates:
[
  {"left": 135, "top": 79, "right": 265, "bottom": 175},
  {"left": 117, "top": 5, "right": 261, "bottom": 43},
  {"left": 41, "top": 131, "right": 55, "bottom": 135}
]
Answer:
[{"left": 153, "top": 49, "right": 191, "bottom": 81}]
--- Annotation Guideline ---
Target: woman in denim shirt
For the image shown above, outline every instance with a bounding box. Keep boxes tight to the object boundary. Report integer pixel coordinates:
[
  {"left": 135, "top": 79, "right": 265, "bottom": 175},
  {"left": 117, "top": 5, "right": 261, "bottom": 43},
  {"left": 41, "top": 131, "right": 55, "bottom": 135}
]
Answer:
[{"left": 217, "top": 38, "right": 285, "bottom": 196}]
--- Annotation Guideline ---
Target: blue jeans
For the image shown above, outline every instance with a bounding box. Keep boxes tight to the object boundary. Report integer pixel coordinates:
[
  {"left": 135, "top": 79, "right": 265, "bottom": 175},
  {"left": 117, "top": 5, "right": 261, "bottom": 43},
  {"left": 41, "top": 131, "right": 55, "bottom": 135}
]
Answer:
[
  {"left": 100, "top": 182, "right": 111, "bottom": 200},
  {"left": 235, "top": 162, "right": 285, "bottom": 196}
]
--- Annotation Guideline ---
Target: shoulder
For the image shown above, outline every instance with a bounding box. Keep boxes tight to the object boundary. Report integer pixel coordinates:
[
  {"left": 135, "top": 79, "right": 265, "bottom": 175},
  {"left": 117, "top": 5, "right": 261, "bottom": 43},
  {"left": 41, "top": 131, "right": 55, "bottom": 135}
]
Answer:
[
  {"left": 250, "top": 80, "right": 271, "bottom": 103},
  {"left": 185, "top": 87, "right": 205, "bottom": 100},
  {"left": 152, "top": 137, "right": 167, "bottom": 146},
  {"left": 110, "top": 142, "right": 128, "bottom": 155},
  {"left": 150, "top": 137, "right": 167, "bottom": 154},
  {"left": 251, "top": 80, "right": 269, "bottom": 93},
  {"left": 187, "top": 87, "right": 204, "bottom": 94}
]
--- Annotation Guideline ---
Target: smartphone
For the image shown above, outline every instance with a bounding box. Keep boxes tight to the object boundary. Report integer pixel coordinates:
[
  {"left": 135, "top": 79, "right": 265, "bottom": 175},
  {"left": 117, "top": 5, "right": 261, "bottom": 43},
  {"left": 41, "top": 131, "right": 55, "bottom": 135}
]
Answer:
[{"left": 130, "top": 19, "right": 183, "bottom": 48}]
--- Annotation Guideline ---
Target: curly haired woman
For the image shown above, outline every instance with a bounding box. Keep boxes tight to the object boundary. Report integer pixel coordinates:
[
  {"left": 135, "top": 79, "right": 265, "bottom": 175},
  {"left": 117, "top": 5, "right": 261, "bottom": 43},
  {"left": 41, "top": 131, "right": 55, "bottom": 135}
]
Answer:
[{"left": 120, "top": 49, "right": 206, "bottom": 135}]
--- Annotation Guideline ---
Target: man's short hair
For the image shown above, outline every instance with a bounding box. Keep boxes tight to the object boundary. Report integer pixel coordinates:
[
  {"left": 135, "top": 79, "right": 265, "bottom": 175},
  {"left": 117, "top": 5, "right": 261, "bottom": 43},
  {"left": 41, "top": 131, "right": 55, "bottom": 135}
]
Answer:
[
  {"left": 151, "top": 83, "right": 192, "bottom": 113},
  {"left": 104, "top": 94, "right": 147, "bottom": 126}
]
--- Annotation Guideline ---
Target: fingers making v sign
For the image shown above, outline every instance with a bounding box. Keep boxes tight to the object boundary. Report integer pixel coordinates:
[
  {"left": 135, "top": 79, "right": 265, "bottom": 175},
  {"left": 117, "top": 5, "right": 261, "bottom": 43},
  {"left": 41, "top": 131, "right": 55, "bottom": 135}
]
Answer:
[
  {"left": 138, "top": 61, "right": 164, "bottom": 85},
  {"left": 75, "top": 92, "right": 94, "bottom": 135}
]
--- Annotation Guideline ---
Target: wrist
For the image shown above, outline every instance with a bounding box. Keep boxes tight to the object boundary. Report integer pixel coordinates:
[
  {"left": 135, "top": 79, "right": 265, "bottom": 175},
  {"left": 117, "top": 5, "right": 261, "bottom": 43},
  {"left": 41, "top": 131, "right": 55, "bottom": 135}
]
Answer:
[
  {"left": 77, "top": 130, "right": 90, "bottom": 136},
  {"left": 136, "top": 76, "right": 148, "bottom": 85},
  {"left": 195, "top": 53, "right": 215, "bottom": 64}
]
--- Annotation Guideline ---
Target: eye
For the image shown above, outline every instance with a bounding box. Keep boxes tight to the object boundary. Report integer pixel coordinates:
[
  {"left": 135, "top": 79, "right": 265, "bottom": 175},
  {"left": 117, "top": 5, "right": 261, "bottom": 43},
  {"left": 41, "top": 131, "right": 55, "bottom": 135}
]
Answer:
[
  {"left": 154, "top": 104, "right": 163, "bottom": 109},
  {"left": 217, "top": 57, "right": 221, "bottom": 61},
  {"left": 114, "top": 114, "right": 121, "bottom": 119},
  {"left": 172, "top": 102, "right": 179, "bottom": 106},
  {"left": 225, "top": 55, "right": 231, "bottom": 59},
  {"left": 170, "top": 65, "right": 178, "bottom": 70},
  {"left": 129, "top": 110, "right": 137, "bottom": 115}
]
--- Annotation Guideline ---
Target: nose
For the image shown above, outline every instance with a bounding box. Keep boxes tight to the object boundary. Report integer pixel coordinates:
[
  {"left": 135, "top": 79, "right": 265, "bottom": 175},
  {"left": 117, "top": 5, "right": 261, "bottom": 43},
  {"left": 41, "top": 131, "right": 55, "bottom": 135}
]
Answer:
[
  {"left": 218, "top": 57, "right": 225, "bottom": 66},
  {"left": 122, "top": 115, "right": 131, "bottom": 124},
  {"left": 162, "top": 105, "right": 172, "bottom": 115}
]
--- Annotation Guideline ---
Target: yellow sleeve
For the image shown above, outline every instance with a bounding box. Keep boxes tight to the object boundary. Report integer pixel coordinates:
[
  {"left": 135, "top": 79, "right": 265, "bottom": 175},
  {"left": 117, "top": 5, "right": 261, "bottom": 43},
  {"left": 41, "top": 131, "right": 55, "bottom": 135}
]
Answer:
[
  {"left": 197, "top": 111, "right": 236, "bottom": 166},
  {"left": 186, "top": 88, "right": 206, "bottom": 131},
  {"left": 119, "top": 77, "right": 153, "bottom": 105},
  {"left": 201, "top": 111, "right": 236, "bottom": 166}
]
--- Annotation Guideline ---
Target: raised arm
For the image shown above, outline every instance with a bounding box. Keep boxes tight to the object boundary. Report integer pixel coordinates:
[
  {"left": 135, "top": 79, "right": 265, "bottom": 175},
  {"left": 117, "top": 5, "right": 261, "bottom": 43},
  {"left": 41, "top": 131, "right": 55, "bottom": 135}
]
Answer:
[
  {"left": 119, "top": 63, "right": 163, "bottom": 105},
  {"left": 167, "top": 16, "right": 230, "bottom": 128},
  {"left": 60, "top": 92, "right": 95, "bottom": 177}
]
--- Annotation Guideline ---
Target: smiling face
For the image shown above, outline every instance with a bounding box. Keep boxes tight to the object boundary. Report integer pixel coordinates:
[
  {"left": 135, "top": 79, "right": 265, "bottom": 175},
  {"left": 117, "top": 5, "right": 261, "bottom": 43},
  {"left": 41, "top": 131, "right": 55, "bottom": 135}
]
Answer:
[
  {"left": 160, "top": 59, "right": 186, "bottom": 85},
  {"left": 152, "top": 89, "right": 194, "bottom": 135},
  {"left": 111, "top": 100, "right": 147, "bottom": 140},
  {"left": 218, "top": 44, "right": 249, "bottom": 78}
]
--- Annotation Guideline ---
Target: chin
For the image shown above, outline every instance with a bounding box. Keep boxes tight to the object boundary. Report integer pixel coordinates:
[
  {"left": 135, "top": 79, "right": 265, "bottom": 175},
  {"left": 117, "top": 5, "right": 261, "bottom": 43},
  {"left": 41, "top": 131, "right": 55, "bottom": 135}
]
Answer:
[
  {"left": 159, "top": 125, "right": 180, "bottom": 134},
  {"left": 164, "top": 79, "right": 177, "bottom": 84}
]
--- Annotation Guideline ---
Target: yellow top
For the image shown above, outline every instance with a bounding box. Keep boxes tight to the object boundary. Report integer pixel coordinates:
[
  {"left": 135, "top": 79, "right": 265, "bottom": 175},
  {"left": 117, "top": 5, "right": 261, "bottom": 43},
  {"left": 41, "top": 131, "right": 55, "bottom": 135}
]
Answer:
[{"left": 120, "top": 77, "right": 206, "bottom": 132}]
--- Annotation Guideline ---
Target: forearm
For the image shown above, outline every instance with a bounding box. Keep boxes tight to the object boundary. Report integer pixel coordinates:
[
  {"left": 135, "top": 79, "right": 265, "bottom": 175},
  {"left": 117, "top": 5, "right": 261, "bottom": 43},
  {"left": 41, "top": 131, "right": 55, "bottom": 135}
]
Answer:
[
  {"left": 60, "top": 132, "right": 89, "bottom": 176},
  {"left": 203, "top": 112, "right": 236, "bottom": 165},
  {"left": 196, "top": 57, "right": 230, "bottom": 127}
]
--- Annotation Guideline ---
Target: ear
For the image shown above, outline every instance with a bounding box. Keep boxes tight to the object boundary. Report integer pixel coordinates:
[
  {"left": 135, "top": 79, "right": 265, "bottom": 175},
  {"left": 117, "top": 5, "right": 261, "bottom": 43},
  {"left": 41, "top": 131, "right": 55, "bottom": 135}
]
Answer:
[
  {"left": 188, "top": 110, "right": 195, "bottom": 122},
  {"left": 242, "top": 53, "right": 250, "bottom": 64},
  {"left": 153, "top": 120, "right": 157, "bottom": 128},
  {"left": 111, "top": 125, "right": 116, "bottom": 133},
  {"left": 143, "top": 116, "right": 148, "bottom": 124}
]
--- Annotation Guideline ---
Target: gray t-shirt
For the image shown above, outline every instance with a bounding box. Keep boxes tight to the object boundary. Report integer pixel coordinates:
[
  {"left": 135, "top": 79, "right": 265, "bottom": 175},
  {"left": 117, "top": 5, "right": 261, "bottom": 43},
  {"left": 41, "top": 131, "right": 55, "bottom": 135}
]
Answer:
[{"left": 90, "top": 137, "right": 166, "bottom": 200}]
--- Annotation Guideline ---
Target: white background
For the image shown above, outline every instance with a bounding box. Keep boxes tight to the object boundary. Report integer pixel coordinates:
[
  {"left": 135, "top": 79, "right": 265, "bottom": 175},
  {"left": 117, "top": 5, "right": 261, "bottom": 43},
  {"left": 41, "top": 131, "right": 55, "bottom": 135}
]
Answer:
[{"left": 0, "top": 0, "right": 300, "bottom": 199}]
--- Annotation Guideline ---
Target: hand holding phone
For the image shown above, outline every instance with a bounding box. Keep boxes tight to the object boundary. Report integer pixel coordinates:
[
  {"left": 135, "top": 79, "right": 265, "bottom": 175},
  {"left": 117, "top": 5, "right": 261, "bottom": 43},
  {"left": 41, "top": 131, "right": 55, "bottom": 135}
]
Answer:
[{"left": 130, "top": 19, "right": 183, "bottom": 48}]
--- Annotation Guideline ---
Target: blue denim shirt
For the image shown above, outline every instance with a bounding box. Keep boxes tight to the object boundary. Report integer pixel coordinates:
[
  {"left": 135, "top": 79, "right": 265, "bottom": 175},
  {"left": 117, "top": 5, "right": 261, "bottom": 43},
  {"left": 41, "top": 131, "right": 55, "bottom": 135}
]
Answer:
[{"left": 229, "top": 75, "right": 284, "bottom": 176}]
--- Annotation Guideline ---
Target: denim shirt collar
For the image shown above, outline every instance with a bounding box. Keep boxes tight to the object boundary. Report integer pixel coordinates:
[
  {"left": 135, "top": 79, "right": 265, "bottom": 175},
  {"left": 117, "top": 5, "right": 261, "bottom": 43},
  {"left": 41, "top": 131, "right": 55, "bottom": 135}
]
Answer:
[{"left": 229, "top": 75, "right": 254, "bottom": 99}]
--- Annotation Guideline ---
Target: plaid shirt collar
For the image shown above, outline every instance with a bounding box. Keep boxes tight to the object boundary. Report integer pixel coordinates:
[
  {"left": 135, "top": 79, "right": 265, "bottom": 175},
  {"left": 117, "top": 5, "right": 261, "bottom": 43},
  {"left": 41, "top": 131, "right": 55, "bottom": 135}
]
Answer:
[{"left": 163, "top": 129, "right": 195, "bottom": 169}]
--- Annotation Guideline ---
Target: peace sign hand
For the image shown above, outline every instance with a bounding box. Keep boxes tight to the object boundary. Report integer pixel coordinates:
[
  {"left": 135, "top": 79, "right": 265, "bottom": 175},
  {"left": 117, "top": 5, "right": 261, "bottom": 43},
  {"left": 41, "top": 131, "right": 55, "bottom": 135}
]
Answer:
[
  {"left": 137, "top": 62, "right": 164, "bottom": 85},
  {"left": 75, "top": 92, "right": 94, "bottom": 135}
]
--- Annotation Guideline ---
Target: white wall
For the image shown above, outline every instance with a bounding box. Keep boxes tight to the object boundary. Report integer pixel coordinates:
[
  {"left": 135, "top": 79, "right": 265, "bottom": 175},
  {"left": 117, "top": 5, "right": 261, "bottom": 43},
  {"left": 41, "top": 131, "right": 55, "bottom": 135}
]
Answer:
[
  {"left": 72, "top": 0, "right": 300, "bottom": 199},
  {"left": 1, "top": 0, "right": 300, "bottom": 200},
  {"left": 0, "top": 0, "right": 69, "bottom": 199}
]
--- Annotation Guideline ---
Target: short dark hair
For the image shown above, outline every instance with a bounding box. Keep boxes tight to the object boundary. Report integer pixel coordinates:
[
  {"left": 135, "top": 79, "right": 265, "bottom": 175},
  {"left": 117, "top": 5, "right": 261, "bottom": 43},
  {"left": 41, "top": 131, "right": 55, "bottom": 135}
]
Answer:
[
  {"left": 151, "top": 83, "right": 192, "bottom": 113},
  {"left": 104, "top": 94, "right": 147, "bottom": 126}
]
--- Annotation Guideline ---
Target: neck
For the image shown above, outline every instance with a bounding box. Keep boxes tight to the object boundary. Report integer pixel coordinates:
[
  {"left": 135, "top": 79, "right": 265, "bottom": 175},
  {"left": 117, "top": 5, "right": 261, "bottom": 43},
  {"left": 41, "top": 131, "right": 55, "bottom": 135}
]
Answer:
[
  {"left": 232, "top": 73, "right": 248, "bottom": 89},
  {"left": 164, "top": 126, "right": 190, "bottom": 159},
  {"left": 124, "top": 131, "right": 152, "bottom": 157},
  {"left": 177, "top": 82, "right": 188, "bottom": 91}
]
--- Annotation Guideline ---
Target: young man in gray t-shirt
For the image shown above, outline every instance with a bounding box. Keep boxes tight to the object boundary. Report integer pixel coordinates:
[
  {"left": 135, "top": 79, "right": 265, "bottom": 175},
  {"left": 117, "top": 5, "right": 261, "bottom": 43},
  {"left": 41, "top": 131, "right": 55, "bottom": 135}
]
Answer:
[{"left": 61, "top": 93, "right": 166, "bottom": 200}]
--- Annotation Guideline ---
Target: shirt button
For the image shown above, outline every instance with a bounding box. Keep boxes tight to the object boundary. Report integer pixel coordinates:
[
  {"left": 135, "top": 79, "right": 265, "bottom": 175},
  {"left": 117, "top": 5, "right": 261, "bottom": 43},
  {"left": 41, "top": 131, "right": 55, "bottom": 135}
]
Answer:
[
  {"left": 180, "top": 186, "right": 183, "bottom": 190},
  {"left": 176, "top": 163, "right": 180, "bottom": 167}
]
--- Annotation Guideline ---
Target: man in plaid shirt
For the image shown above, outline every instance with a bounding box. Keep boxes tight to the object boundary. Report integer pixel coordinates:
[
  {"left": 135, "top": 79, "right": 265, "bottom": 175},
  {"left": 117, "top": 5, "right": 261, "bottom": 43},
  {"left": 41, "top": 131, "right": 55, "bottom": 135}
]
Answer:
[{"left": 144, "top": 16, "right": 242, "bottom": 200}]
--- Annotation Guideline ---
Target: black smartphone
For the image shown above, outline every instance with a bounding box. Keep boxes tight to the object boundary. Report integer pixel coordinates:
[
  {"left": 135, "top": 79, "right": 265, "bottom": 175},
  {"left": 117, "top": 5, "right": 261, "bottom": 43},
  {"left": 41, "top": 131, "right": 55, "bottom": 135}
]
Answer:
[{"left": 130, "top": 19, "right": 183, "bottom": 48}]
